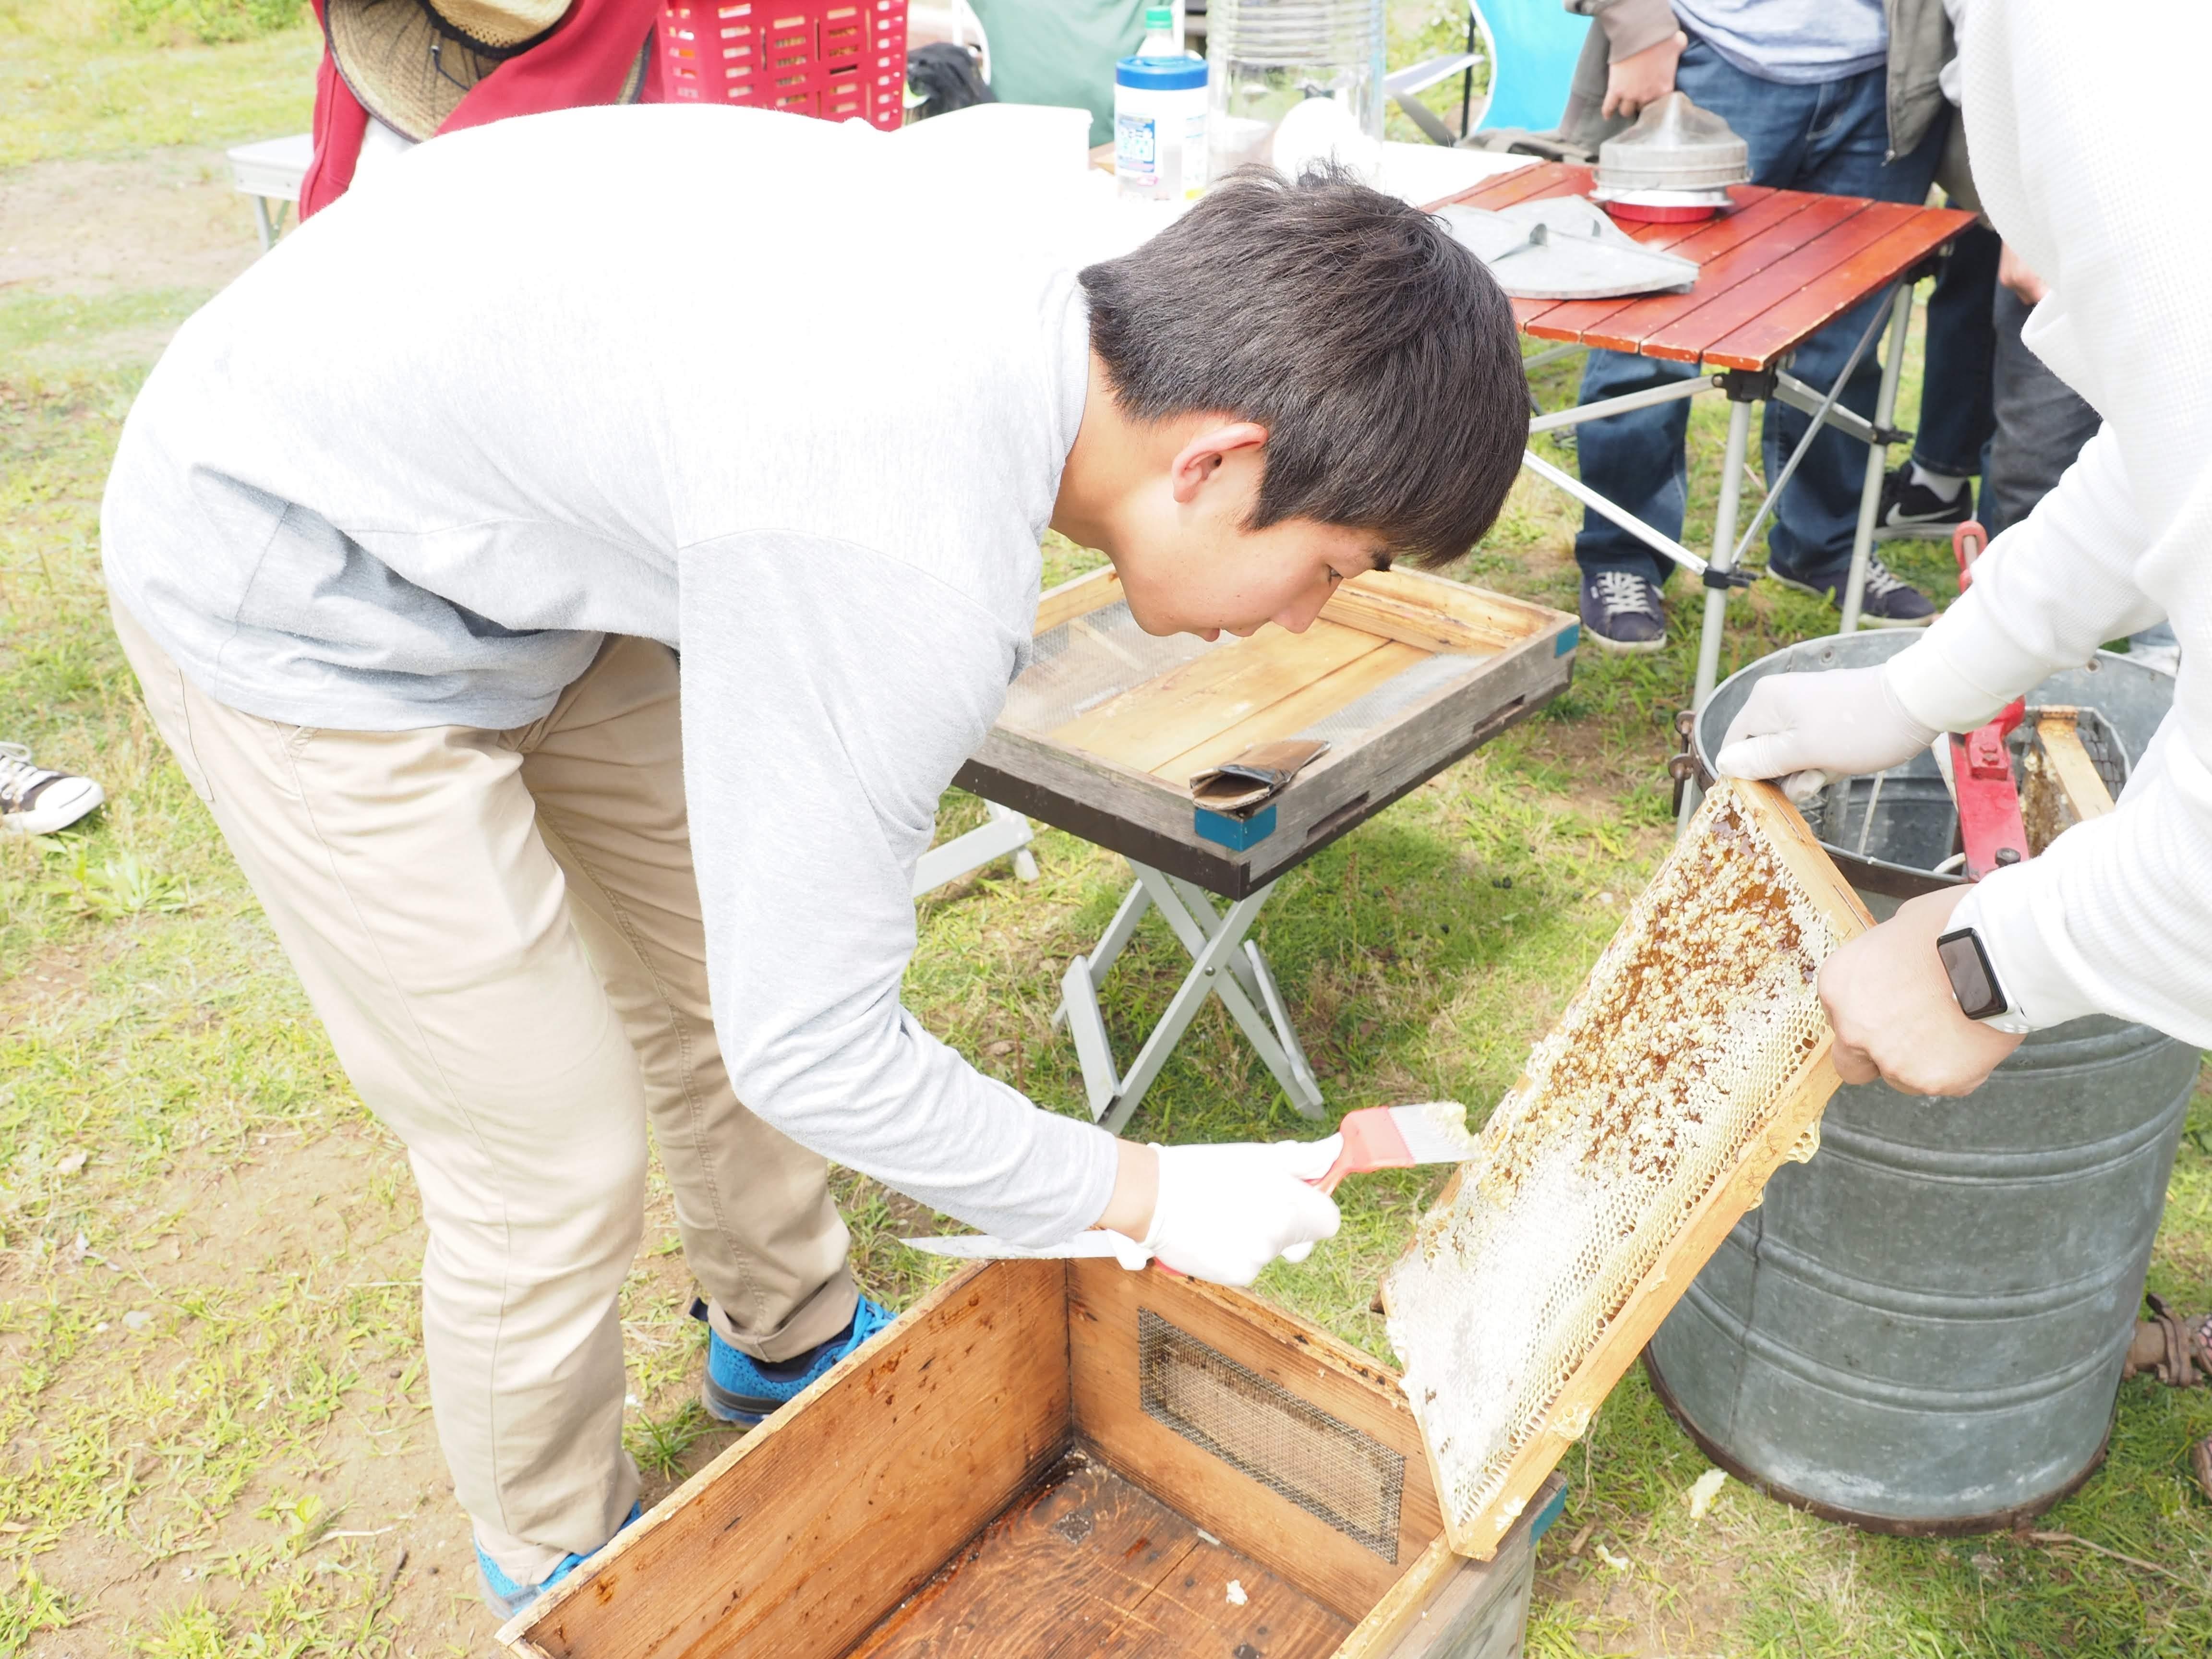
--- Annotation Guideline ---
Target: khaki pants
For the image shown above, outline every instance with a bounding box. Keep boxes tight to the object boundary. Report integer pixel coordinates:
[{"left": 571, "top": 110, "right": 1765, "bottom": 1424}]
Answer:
[{"left": 113, "top": 604, "right": 855, "bottom": 1582}]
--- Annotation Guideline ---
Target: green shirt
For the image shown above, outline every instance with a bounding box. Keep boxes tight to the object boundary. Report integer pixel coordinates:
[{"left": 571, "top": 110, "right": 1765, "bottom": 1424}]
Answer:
[{"left": 969, "top": 0, "right": 1152, "bottom": 148}]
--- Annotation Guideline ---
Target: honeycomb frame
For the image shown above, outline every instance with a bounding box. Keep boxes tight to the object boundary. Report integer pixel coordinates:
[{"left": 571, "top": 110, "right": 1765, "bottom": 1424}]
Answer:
[{"left": 1382, "top": 780, "right": 1873, "bottom": 1558}]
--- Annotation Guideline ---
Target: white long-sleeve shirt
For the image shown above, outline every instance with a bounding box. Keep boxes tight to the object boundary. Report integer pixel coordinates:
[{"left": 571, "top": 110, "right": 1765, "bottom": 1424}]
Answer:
[
  {"left": 1884, "top": 0, "right": 2212, "bottom": 1043},
  {"left": 101, "top": 103, "right": 1120, "bottom": 1242}
]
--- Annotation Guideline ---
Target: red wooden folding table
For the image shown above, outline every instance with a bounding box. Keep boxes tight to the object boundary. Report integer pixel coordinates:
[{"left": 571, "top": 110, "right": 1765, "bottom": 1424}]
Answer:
[{"left": 1435, "top": 161, "right": 1974, "bottom": 811}]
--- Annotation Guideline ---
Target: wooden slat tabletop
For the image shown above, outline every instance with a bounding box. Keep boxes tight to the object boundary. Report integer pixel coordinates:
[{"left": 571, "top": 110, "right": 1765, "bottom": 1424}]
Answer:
[{"left": 1442, "top": 161, "right": 1975, "bottom": 374}]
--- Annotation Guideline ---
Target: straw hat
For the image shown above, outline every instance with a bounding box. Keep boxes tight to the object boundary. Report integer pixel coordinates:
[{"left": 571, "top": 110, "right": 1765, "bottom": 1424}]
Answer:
[{"left": 326, "top": 0, "right": 647, "bottom": 143}]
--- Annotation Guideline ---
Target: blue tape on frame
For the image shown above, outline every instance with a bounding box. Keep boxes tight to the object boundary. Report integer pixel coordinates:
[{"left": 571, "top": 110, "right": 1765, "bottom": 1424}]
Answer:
[
  {"left": 1194, "top": 803, "right": 1277, "bottom": 850},
  {"left": 1556, "top": 623, "right": 1581, "bottom": 656},
  {"left": 1528, "top": 1478, "right": 1569, "bottom": 1545}
]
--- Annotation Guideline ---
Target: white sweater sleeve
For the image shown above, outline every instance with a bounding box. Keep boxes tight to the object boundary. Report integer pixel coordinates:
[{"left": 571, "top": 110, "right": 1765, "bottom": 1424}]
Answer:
[
  {"left": 676, "top": 533, "right": 1119, "bottom": 1243},
  {"left": 1885, "top": 427, "right": 2164, "bottom": 733},
  {"left": 1879, "top": 1, "right": 2212, "bottom": 1044}
]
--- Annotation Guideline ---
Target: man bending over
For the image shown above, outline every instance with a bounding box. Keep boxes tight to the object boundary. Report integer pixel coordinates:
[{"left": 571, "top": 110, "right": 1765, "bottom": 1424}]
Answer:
[{"left": 100, "top": 106, "right": 1529, "bottom": 1614}]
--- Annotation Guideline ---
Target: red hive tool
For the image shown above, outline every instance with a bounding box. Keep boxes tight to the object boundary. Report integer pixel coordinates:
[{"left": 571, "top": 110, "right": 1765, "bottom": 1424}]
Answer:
[{"left": 1948, "top": 521, "right": 2030, "bottom": 880}]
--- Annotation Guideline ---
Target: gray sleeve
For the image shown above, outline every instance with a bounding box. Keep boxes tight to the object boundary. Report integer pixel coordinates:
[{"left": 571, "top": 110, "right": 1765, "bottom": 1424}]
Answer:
[
  {"left": 676, "top": 532, "right": 1120, "bottom": 1245},
  {"left": 1564, "top": 0, "right": 1679, "bottom": 60},
  {"left": 1556, "top": 0, "right": 1675, "bottom": 149}
]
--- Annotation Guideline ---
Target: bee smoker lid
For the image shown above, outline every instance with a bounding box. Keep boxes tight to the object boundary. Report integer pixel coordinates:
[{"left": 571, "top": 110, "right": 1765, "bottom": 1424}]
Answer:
[{"left": 1592, "top": 92, "right": 1751, "bottom": 197}]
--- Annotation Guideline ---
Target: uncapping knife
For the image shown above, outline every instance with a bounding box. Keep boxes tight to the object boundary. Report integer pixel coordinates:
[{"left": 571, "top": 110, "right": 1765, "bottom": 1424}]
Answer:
[
  {"left": 899, "top": 1231, "right": 1134, "bottom": 1262},
  {"left": 901, "top": 1102, "right": 1479, "bottom": 1260}
]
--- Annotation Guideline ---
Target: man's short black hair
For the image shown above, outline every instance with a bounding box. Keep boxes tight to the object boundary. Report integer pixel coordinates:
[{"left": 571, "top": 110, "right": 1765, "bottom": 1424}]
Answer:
[{"left": 1079, "top": 164, "right": 1528, "bottom": 570}]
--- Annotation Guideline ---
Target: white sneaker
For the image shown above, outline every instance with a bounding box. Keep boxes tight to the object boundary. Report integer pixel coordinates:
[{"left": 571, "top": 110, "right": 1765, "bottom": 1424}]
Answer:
[{"left": 0, "top": 743, "right": 105, "bottom": 835}]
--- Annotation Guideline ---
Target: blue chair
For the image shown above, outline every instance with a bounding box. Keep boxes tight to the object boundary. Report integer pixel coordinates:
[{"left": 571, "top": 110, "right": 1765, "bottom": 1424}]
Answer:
[{"left": 1387, "top": 1, "right": 1591, "bottom": 146}]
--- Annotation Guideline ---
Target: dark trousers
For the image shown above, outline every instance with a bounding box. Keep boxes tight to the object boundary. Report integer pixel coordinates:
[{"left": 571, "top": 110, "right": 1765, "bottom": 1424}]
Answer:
[
  {"left": 1912, "top": 221, "right": 2001, "bottom": 481},
  {"left": 1982, "top": 283, "right": 2102, "bottom": 538}
]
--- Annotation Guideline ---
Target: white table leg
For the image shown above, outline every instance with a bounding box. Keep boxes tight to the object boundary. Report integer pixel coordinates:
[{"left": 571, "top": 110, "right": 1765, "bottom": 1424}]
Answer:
[{"left": 1058, "top": 864, "right": 1328, "bottom": 1134}]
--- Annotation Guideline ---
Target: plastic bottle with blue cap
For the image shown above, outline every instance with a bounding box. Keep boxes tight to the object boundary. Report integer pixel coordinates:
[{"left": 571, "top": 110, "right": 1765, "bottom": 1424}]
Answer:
[{"left": 1116, "top": 6, "right": 1208, "bottom": 203}]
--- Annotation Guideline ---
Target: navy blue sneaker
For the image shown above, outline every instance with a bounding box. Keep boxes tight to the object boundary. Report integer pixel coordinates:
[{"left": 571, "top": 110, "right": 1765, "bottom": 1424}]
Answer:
[
  {"left": 697, "top": 1295, "right": 897, "bottom": 1425},
  {"left": 475, "top": 1500, "right": 641, "bottom": 1619},
  {"left": 1578, "top": 569, "right": 1666, "bottom": 654},
  {"left": 1767, "top": 553, "right": 1936, "bottom": 627}
]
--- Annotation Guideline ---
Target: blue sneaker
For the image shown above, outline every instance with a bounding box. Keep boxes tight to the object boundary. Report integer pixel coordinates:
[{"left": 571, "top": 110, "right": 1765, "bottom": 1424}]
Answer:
[
  {"left": 475, "top": 1499, "right": 641, "bottom": 1619},
  {"left": 696, "top": 1295, "right": 897, "bottom": 1425}
]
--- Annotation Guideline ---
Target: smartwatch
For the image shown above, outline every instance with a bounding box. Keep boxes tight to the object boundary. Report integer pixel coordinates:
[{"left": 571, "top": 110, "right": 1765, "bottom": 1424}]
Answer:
[{"left": 1936, "top": 927, "right": 2031, "bottom": 1034}]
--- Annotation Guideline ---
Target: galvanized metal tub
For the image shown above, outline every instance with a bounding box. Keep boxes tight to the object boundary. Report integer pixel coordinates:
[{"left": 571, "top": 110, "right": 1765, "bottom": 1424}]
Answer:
[{"left": 1644, "top": 632, "right": 2195, "bottom": 1533}]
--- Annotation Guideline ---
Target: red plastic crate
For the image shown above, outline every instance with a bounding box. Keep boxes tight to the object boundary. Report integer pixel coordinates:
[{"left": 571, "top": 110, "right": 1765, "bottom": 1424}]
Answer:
[{"left": 655, "top": 0, "right": 908, "bottom": 131}]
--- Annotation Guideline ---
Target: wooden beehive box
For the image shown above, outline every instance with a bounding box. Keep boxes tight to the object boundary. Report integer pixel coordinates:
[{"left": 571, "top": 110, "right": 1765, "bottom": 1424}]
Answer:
[
  {"left": 955, "top": 567, "right": 1578, "bottom": 897},
  {"left": 500, "top": 1261, "right": 1563, "bottom": 1659}
]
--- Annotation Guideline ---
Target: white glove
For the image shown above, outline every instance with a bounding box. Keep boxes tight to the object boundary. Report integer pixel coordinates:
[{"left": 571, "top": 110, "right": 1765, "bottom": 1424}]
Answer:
[
  {"left": 1714, "top": 664, "right": 1938, "bottom": 804},
  {"left": 1131, "top": 1136, "right": 1344, "bottom": 1286}
]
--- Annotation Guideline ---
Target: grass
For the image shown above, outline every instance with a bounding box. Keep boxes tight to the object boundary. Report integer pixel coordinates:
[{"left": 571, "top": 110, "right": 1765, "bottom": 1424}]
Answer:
[
  {"left": 0, "top": 0, "right": 318, "bottom": 169},
  {"left": 6, "top": 9, "right": 2212, "bottom": 1656}
]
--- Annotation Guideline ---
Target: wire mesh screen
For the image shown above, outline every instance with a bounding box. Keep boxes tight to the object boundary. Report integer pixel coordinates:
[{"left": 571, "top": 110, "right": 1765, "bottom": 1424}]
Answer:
[
  {"left": 1003, "top": 600, "right": 1489, "bottom": 753},
  {"left": 1005, "top": 602, "right": 1218, "bottom": 733},
  {"left": 1137, "top": 1308, "right": 1404, "bottom": 1562},
  {"left": 1296, "top": 651, "right": 1488, "bottom": 746}
]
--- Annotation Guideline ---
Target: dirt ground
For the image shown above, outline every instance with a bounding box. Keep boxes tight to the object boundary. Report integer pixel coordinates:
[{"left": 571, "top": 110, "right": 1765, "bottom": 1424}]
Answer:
[{"left": 0, "top": 145, "right": 270, "bottom": 298}]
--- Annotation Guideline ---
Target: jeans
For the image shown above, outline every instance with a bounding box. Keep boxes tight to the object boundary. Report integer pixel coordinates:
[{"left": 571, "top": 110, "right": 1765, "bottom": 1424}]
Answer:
[
  {"left": 1572, "top": 37, "right": 1948, "bottom": 587},
  {"left": 1912, "top": 220, "right": 2000, "bottom": 480}
]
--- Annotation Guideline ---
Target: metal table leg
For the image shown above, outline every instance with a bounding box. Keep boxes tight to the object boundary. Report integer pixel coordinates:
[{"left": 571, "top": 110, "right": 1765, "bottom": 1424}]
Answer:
[
  {"left": 1056, "top": 861, "right": 1327, "bottom": 1135},
  {"left": 1840, "top": 284, "right": 1918, "bottom": 633},
  {"left": 1682, "top": 394, "right": 1758, "bottom": 832}
]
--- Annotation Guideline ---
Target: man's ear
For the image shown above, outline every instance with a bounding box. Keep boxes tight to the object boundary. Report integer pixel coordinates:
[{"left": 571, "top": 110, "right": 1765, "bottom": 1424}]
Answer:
[{"left": 1168, "top": 421, "right": 1269, "bottom": 506}]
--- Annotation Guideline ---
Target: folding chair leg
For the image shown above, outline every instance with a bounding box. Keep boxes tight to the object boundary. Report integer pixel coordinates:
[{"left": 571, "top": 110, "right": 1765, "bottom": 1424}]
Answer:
[
  {"left": 1060, "top": 953, "right": 1121, "bottom": 1122},
  {"left": 913, "top": 799, "right": 1038, "bottom": 897},
  {"left": 991, "top": 802, "right": 1040, "bottom": 881},
  {"left": 1051, "top": 874, "right": 1152, "bottom": 1037},
  {"left": 1244, "top": 942, "right": 1326, "bottom": 1115},
  {"left": 1059, "top": 864, "right": 1329, "bottom": 1133},
  {"left": 1160, "top": 871, "right": 1266, "bottom": 1005},
  {"left": 1147, "top": 878, "right": 1322, "bottom": 1120},
  {"left": 1094, "top": 889, "right": 1274, "bottom": 1135}
]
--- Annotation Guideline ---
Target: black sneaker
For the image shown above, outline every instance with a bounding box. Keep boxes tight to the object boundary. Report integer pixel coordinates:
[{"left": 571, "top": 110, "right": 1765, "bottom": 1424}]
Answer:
[
  {"left": 1578, "top": 569, "right": 1666, "bottom": 654},
  {"left": 1767, "top": 553, "right": 1936, "bottom": 627},
  {"left": 1874, "top": 468, "right": 1972, "bottom": 541}
]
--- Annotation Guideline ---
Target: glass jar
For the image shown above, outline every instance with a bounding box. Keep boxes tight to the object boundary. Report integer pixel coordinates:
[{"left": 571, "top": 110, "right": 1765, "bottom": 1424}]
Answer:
[{"left": 1204, "top": 0, "right": 1385, "bottom": 177}]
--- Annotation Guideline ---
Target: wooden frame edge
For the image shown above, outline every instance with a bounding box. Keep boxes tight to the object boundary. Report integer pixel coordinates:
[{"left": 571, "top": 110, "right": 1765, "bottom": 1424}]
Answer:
[
  {"left": 1726, "top": 778, "right": 1877, "bottom": 938},
  {"left": 496, "top": 1262, "right": 998, "bottom": 1652},
  {"left": 1332, "top": 1535, "right": 1457, "bottom": 1658},
  {"left": 1034, "top": 565, "right": 1123, "bottom": 636}
]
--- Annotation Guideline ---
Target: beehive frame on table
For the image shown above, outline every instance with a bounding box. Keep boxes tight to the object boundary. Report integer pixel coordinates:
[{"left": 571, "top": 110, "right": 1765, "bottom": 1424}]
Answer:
[
  {"left": 1384, "top": 781, "right": 1874, "bottom": 1558},
  {"left": 957, "top": 566, "right": 1579, "bottom": 898},
  {"left": 499, "top": 1260, "right": 1563, "bottom": 1659}
]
